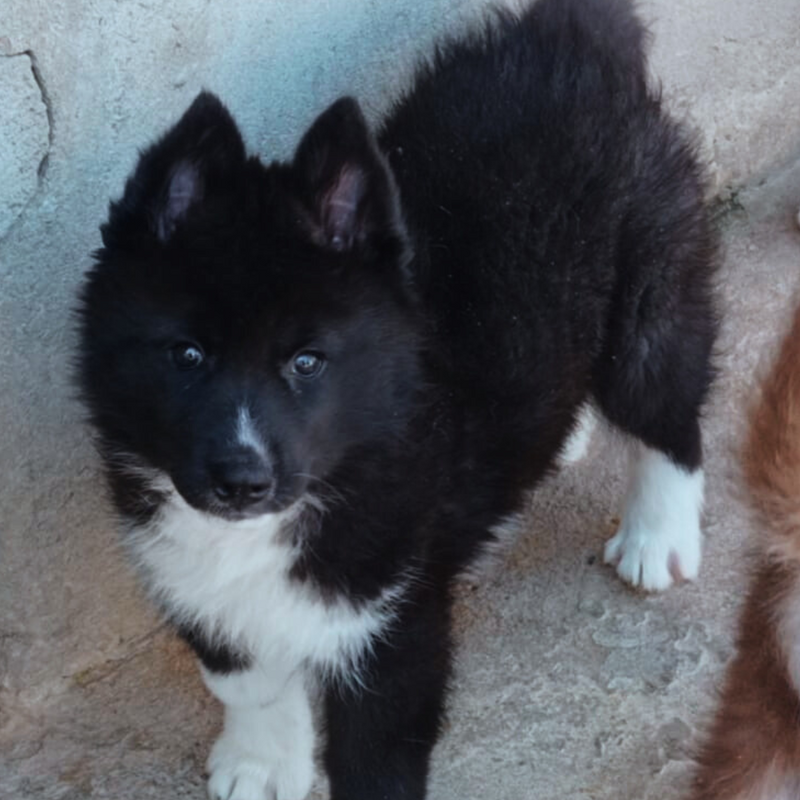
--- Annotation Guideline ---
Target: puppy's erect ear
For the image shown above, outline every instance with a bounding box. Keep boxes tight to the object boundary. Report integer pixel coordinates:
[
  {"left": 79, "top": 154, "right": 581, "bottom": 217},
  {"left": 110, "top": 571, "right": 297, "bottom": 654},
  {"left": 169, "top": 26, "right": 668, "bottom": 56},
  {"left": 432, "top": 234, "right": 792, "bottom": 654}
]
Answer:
[
  {"left": 102, "top": 91, "right": 246, "bottom": 249},
  {"left": 293, "top": 97, "right": 407, "bottom": 258}
]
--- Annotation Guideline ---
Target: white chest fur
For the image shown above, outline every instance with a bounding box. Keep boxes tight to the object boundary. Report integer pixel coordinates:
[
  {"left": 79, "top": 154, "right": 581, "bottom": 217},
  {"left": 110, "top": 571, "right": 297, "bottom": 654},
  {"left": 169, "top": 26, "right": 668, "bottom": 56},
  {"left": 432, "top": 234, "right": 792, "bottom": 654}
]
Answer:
[{"left": 127, "top": 488, "right": 404, "bottom": 678}]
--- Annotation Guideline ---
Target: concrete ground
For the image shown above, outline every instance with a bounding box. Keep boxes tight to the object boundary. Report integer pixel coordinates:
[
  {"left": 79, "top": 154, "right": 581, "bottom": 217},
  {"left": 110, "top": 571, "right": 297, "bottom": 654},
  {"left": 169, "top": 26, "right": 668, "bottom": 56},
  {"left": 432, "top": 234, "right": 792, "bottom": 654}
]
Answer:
[{"left": 1, "top": 0, "right": 799, "bottom": 798}]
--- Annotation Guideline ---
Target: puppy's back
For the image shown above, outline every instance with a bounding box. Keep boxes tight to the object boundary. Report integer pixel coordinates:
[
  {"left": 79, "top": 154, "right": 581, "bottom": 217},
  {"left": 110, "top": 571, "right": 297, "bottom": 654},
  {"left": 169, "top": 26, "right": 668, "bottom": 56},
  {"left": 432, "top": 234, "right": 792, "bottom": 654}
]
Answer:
[{"left": 690, "top": 304, "right": 800, "bottom": 799}]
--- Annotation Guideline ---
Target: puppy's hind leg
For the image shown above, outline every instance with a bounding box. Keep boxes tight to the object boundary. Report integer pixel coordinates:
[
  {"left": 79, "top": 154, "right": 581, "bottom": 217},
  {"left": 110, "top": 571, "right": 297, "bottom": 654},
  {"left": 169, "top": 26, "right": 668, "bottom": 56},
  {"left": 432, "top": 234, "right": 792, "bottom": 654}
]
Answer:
[
  {"left": 594, "top": 295, "right": 714, "bottom": 591},
  {"left": 592, "top": 249, "right": 716, "bottom": 591}
]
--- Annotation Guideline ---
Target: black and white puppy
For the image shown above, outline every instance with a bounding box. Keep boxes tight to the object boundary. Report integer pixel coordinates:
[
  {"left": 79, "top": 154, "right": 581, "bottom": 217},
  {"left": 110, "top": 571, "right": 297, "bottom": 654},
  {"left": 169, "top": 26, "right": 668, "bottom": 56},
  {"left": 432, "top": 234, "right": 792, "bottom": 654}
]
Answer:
[{"left": 76, "top": 0, "right": 718, "bottom": 797}]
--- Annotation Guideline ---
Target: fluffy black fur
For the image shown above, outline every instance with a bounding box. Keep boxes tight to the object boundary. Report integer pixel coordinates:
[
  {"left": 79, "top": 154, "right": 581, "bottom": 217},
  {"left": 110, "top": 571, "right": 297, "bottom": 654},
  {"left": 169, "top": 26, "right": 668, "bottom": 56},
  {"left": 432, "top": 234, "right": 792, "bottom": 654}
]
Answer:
[{"left": 77, "top": 0, "right": 718, "bottom": 796}]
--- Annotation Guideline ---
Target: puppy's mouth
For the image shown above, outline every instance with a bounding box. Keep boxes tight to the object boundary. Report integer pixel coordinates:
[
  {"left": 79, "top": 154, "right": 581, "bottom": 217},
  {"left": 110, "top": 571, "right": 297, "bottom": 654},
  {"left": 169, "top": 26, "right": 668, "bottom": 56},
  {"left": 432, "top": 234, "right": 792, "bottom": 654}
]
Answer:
[
  {"left": 201, "top": 491, "right": 296, "bottom": 522},
  {"left": 177, "top": 473, "right": 312, "bottom": 523}
]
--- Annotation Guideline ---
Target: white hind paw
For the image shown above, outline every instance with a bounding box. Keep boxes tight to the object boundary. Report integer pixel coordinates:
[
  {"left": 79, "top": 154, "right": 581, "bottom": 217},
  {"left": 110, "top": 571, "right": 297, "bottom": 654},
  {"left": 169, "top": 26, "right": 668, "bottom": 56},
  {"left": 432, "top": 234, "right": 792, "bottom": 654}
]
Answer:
[
  {"left": 605, "top": 447, "right": 704, "bottom": 592},
  {"left": 604, "top": 518, "right": 701, "bottom": 591}
]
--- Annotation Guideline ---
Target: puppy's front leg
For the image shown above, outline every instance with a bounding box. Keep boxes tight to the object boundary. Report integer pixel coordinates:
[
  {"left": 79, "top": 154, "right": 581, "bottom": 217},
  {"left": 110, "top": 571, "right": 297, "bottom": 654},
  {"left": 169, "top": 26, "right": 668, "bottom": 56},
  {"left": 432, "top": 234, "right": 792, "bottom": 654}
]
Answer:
[
  {"left": 323, "top": 586, "right": 452, "bottom": 800},
  {"left": 202, "top": 662, "right": 316, "bottom": 800}
]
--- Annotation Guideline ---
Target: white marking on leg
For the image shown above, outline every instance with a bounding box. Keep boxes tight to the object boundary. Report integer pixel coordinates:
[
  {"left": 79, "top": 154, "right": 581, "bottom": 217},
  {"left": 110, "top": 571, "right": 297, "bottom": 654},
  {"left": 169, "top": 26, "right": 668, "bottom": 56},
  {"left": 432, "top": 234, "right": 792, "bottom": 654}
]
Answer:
[
  {"left": 123, "top": 483, "right": 413, "bottom": 797},
  {"left": 236, "top": 406, "right": 268, "bottom": 460},
  {"left": 604, "top": 444, "right": 703, "bottom": 591},
  {"left": 203, "top": 664, "right": 315, "bottom": 800},
  {"left": 559, "top": 404, "right": 597, "bottom": 465},
  {"left": 461, "top": 511, "right": 527, "bottom": 584}
]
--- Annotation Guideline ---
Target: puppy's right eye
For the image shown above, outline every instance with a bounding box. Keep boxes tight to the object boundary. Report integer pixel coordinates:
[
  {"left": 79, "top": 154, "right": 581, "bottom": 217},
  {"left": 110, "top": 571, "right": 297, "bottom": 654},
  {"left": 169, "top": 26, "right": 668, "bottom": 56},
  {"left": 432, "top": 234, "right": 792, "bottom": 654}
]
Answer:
[
  {"left": 171, "top": 343, "right": 205, "bottom": 370},
  {"left": 292, "top": 351, "right": 325, "bottom": 379}
]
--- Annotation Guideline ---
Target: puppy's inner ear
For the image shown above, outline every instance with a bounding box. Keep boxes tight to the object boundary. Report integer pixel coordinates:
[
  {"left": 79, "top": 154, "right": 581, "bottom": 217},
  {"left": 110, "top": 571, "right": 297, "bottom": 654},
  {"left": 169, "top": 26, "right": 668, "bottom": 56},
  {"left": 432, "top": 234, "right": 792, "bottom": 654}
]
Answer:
[
  {"left": 157, "top": 161, "right": 203, "bottom": 242},
  {"left": 294, "top": 97, "right": 405, "bottom": 255},
  {"left": 322, "top": 165, "right": 366, "bottom": 252},
  {"left": 101, "top": 92, "right": 245, "bottom": 250}
]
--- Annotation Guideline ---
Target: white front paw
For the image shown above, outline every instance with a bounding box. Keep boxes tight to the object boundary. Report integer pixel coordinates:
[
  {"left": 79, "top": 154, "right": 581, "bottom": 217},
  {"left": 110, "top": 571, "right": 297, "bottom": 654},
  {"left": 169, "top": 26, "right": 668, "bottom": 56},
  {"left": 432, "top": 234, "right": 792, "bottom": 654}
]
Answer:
[
  {"left": 207, "top": 753, "right": 273, "bottom": 800},
  {"left": 206, "top": 734, "right": 313, "bottom": 800}
]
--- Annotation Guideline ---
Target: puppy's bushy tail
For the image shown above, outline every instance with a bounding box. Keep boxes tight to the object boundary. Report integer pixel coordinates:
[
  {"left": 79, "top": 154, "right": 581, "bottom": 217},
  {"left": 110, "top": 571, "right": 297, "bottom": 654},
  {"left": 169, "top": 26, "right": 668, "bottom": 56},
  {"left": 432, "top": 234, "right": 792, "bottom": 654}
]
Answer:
[
  {"left": 520, "top": 0, "right": 651, "bottom": 88},
  {"left": 744, "top": 302, "right": 800, "bottom": 564}
]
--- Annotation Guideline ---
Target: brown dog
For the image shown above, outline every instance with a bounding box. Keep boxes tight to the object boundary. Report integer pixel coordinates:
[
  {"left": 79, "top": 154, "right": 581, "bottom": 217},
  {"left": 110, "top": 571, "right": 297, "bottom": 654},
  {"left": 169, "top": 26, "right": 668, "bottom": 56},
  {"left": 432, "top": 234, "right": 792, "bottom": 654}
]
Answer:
[{"left": 690, "top": 300, "right": 800, "bottom": 799}]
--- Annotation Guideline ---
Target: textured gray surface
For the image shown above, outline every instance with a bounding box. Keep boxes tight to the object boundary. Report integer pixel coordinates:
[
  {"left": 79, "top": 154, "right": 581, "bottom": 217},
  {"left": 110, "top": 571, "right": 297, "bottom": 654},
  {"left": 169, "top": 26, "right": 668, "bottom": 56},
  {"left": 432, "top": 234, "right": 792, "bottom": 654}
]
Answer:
[{"left": 1, "top": 0, "right": 799, "bottom": 798}]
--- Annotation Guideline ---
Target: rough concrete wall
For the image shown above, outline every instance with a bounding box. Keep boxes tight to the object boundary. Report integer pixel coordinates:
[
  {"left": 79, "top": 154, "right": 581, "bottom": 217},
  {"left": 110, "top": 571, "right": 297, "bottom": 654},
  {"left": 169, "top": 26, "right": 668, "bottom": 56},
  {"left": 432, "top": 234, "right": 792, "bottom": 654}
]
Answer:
[{"left": 1, "top": 0, "right": 799, "bottom": 797}]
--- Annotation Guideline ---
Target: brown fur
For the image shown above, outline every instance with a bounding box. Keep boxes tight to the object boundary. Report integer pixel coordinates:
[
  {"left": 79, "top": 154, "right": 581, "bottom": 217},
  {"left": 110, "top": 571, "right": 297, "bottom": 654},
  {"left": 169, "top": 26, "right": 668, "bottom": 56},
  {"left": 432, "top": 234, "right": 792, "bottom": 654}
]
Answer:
[{"left": 690, "top": 304, "right": 800, "bottom": 799}]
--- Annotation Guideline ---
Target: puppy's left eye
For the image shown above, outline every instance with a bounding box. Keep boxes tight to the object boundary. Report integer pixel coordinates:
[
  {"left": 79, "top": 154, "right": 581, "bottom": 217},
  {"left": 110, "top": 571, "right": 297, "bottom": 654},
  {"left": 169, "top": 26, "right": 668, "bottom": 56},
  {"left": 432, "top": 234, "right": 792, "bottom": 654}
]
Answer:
[
  {"left": 292, "top": 351, "right": 325, "bottom": 379},
  {"left": 171, "top": 342, "right": 205, "bottom": 370}
]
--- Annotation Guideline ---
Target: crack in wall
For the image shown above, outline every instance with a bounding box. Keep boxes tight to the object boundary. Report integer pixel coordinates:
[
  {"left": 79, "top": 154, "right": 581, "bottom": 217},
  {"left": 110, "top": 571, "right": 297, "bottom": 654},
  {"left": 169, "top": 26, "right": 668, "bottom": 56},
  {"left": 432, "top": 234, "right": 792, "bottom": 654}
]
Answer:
[
  {"left": 2, "top": 49, "right": 54, "bottom": 182},
  {"left": 24, "top": 50, "right": 54, "bottom": 181},
  {"left": 0, "top": 49, "right": 54, "bottom": 244}
]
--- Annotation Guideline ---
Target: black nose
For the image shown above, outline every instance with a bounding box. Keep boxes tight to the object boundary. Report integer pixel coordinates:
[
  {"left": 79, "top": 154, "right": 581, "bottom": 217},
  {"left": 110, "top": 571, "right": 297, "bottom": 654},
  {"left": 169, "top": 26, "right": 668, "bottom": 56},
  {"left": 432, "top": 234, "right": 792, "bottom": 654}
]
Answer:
[{"left": 210, "top": 452, "right": 273, "bottom": 509}]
